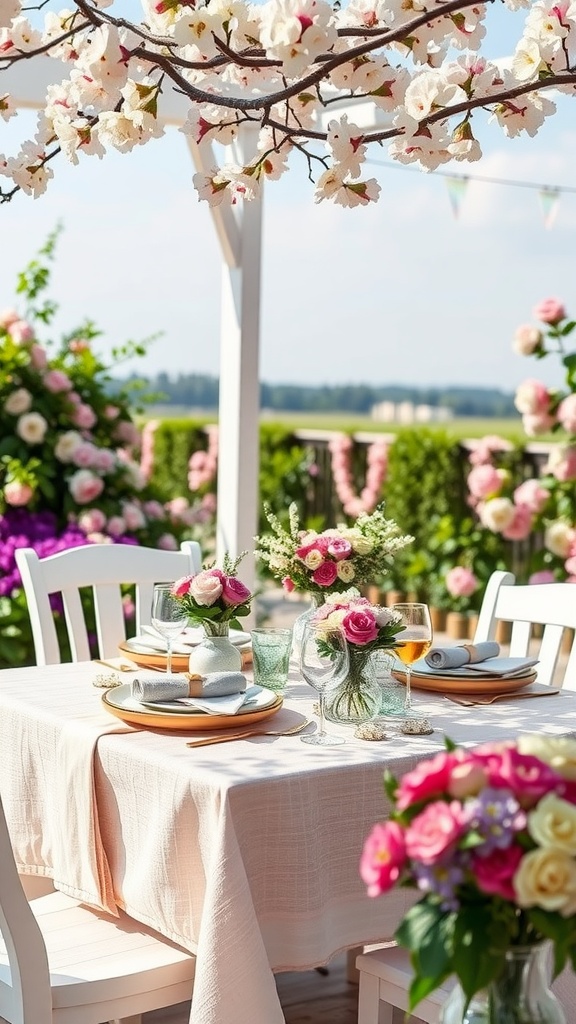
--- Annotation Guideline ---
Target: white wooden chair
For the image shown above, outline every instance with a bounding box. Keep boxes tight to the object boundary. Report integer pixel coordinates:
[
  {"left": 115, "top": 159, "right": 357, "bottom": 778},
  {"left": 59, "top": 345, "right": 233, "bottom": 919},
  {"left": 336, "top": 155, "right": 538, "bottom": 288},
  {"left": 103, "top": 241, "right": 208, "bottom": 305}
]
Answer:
[
  {"left": 472, "top": 569, "right": 576, "bottom": 689},
  {"left": 15, "top": 541, "right": 202, "bottom": 665},
  {"left": 356, "top": 945, "right": 452, "bottom": 1024},
  {"left": 0, "top": 793, "right": 195, "bottom": 1024}
]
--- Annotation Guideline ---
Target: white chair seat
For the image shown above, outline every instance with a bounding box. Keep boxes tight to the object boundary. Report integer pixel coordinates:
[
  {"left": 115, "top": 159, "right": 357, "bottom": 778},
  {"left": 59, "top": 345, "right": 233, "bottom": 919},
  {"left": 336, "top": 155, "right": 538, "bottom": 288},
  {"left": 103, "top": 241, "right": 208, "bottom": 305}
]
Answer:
[{"left": 356, "top": 946, "right": 453, "bottom": 1024}]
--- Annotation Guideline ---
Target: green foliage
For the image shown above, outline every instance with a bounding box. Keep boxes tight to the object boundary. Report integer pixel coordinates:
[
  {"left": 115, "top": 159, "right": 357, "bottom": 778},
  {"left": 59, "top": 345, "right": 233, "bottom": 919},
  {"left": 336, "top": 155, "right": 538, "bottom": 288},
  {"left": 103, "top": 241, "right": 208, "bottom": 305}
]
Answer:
[{"left": 147, "top": 419, "right": 209, "bottom": 500}]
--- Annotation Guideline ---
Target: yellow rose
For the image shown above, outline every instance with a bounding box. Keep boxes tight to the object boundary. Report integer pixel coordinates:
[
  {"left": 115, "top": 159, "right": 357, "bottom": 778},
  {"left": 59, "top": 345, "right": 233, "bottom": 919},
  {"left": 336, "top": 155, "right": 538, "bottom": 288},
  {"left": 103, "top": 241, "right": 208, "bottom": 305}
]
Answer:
[
  {"left": 337, "top": 561, "right": 355, "bottom": 582},
  {"left": 518, "top": 735, "right": 576, "bottom": 780},
  {"left": 514, "top": 847, "right": 576, "bottom": 916},
  {"left": 315, "top": 609, "right": 346, "bottom": 639},
  {"left": 304, "top": 550, "right": 323, "bottom": 570},
  {"left": 528, "top": 794, "right": 576, "bottom": 854}
]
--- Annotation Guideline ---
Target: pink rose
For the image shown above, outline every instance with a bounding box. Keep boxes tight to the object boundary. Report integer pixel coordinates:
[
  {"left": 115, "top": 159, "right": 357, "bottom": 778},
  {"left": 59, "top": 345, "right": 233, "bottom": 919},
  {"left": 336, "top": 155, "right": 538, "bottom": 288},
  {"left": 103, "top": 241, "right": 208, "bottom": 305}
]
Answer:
[
  {"left": 514, "top": 379, "right": 551, "bottom": 416},
  {"left": 529, "top": 570, "right": 556, "bottom": 585},
  {"left": 513, "top": 324, "right": 543, "bottom": 356},
  {"left": 396, "top": 751, "right": 462, "bottom": 812},
  {"left": 312, "top": 560, "right": 338, "bottom": 587},
  {"left": 360, "top": 821, "right": 407, "bottom": 897},
  {"left": 446, "top": 566, "right": 478, "bottom": 598},
  {"left": 72, "top": 403, "right": 97, "bottom": 430},
  {"left": 472, "top": 845, "right": 524, "bottom": 901},
  {"left": 158, "top": 533, "right": 178, "bottom": 550},
  {"left": 77, "top": 508, "right": 107, "bottom": 533},
  {"left": 143, "top": 500, "right": 166, "bottom": 520},
  {"left": 68, "top": 469, "right": 104, "bottom": 505},
  {"left": 513, "top": 479, "right": 549, "bottom": 514},
  {"left": 190, "top": 570, "right": 223, "bottom": 606},
  {"left": 172, "top": 575, "right": 194, "bottom": 598},
  {"left": 502, "top": 504, "right": 533, "bottom": 541},
  {"left": 327, "top": 538, "right": 353, "bottom": 561},
  {"left": 533, "top": 298, "right": 566, "bottom": 324},
  {"left": 92, "top": 448, "right": 116, "bottom": 473},
  {"left": 4, "top": 480, "right": 33, "bottom": 506},
  {"left": 43, "top": 369, "right": 72, "bottom": 393},
  {"left": 115, "top": 420, "right": 140, "bottom": 446},
  {"left": 546, "top": 446, "right": 576, "bottom": 482},
  {"left": 557, "top": 394, "right": 576, "bottom": 435},
  {"left": 522, "top": 412, "right": 557, "bottom": 437},
  {"left": 467, "top": 464, "right": 504, "bottom": 500},
  {"left": 405, "top": 800, "right": 466, "bottom": 864},
  {"left": 8, "top": 319, "right": 34, "bottom": 343},
  {"left": 565, "top": 556, "right": 576, "bottom": 575},
  {"left": 342, "top": 608, "right": 378, "bottom": 646},
  {"left": 282, "top": 576, "right": 295, "bottom": 593},
  {"left": 221, "top": 575, "right": 251, "bottom": 606},
  {"left": 475, "top": 746, "right": 563, "bottom": 808},
  {"left": 29, "top": 344, "right": 47, "bottom": 370},
  {"left": 104, "top": 404, "right": 120, "bottom": 419},
  {"left": 106, "top": 516, "right": 126, "bottom": 537}
]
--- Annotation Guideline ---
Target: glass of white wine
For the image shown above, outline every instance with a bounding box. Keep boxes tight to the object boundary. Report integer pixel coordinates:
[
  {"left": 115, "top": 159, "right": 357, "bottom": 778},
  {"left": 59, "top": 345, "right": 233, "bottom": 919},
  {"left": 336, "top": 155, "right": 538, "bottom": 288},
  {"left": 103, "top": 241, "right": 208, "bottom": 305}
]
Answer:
[
  {"left": 151, "top": 584, "right": 188, "bottom": 675},
  {"left": 390, "top": 603, "right": 433, "bottom": 714}
]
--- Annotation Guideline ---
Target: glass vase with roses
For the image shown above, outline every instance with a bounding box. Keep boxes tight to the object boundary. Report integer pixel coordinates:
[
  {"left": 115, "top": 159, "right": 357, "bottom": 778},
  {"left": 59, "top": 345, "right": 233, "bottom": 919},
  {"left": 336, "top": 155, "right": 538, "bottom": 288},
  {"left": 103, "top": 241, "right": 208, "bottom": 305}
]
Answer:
[
  {"left": 171, "top": 554, "right": 252, "bottom": 673},
  {"left": 311, "top": 593, "right": 404, "bottom": 723},
  {"left": 360, "top": 734, "right": 576, "bottom": 1024}
]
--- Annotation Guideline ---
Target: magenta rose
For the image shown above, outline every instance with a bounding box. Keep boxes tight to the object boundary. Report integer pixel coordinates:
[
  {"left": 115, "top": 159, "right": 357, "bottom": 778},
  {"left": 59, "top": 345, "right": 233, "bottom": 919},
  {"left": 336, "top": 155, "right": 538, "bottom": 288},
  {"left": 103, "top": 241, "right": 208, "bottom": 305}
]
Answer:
[
  {"left": 405, "top": 799, "right": 466, "bottom": 865},
  {"left": 312, "top": 561, "right": 338, "bottom": 587},
  {"left": 472, "top": 844, "right": 524, "bottom": 901},
  {"left": 533, "top": 297, "right": 566, "bottom": 324},
  {"left": 171, "top": 575, "right": 194, "bottom": 598},
  {"left": 221, "top": 575, "right": 251, "bottom": 606},
  {"left": 476, "top": 747, "right": 563, "bottom": 807},
  {"left": 342, "top": 608, "right": 378, "bottom": 646},
  {"left": 327, "top": 538, "right": 353, "bottom": 561},
  {"left": 360, "top": 821, "right": 407, "bottom": 897},
  {"left": 395, "top": 751, "right": 463, "bottom": 812},
  {"left": 282, "top": 576, "right": 295, "bottom": 593}
]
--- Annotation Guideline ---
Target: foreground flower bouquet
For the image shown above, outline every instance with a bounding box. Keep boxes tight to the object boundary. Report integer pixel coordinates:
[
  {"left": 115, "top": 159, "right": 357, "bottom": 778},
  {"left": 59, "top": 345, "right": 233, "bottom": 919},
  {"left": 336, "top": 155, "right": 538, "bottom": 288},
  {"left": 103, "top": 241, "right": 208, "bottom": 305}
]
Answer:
[
  {"left": 171, "top": 553, "right": 252, "bottom": 634},
  {"left": 360, "top": 735, "right": 576, "bottom": 1018}
]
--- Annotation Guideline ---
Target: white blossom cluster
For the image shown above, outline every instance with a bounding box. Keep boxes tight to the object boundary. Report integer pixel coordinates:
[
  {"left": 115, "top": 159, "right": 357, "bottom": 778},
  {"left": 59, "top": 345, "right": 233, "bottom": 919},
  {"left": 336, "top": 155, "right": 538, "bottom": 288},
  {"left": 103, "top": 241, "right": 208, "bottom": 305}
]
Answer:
[{"left": 0, "top": 0, "right": 575, "bottom": 207}]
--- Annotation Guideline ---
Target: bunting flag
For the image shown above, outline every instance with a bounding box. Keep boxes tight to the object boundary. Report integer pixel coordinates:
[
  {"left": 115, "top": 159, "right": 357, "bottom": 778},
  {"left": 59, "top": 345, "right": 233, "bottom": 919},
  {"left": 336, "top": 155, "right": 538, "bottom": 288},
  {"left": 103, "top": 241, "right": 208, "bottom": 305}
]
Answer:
[
  {"left": 445, "top": 176, "right": 469, "bottom": 219},
  {"left": 539, "top": 187, "right": 560, "bottom": 229}
]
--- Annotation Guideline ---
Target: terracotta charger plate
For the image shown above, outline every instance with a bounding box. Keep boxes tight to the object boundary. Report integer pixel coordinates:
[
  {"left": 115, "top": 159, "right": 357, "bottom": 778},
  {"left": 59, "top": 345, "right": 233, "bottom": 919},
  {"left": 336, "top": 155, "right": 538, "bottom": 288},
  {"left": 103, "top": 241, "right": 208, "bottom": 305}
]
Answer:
[
  {"left": 392, "top": 668, "right": 538, "bottom": 695},
  {"left": 102, "top": 682, "right": 282, "bottom": 731},
  {"left": 118, "top": 640, "right": 253, "bottom": 672}
]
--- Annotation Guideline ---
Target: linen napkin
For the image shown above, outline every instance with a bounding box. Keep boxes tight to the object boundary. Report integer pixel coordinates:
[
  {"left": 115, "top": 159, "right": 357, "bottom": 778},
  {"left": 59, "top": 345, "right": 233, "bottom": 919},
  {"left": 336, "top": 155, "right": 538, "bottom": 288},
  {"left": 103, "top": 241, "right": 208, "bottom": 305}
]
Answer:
[
  {"left": 132, "top": 671, "right": 247, "bottom": 703},
  {"left": 425, "top": 641, "right": 500, "bottom": 670}
]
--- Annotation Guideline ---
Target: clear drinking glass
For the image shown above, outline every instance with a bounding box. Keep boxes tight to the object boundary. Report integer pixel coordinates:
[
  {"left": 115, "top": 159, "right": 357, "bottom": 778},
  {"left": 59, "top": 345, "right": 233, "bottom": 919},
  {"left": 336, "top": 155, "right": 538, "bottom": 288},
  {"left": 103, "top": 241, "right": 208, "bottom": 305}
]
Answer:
[
  {"left": 299, "top": 622, "right": 349, "bottom": 746},
  {"left": 390, "top": 602, "right": 433, "bottom": 713},
  {"left": 151, "top": 583, "right": 188, "bottom": 675}
]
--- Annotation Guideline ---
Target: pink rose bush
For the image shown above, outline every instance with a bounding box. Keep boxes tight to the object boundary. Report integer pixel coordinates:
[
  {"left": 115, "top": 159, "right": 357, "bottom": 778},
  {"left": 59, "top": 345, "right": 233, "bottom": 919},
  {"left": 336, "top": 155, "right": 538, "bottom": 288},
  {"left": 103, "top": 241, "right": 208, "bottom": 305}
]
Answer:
[
  {"left": 170, "top": 553, "right": 251, "bottom": 631},
  {"left": 360, "top": 735, "right": 576, "bottom": 1010},
  {"left": 255, "top": 502, "right": 413, "bottom": 598}
]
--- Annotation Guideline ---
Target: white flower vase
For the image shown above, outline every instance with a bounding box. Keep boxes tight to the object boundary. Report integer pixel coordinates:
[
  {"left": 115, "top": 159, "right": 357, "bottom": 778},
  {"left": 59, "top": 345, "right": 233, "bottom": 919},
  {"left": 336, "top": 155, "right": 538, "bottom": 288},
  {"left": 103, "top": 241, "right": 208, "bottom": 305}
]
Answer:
[{"left": 188, "top": 622, "right": 242, "bottom": 675}]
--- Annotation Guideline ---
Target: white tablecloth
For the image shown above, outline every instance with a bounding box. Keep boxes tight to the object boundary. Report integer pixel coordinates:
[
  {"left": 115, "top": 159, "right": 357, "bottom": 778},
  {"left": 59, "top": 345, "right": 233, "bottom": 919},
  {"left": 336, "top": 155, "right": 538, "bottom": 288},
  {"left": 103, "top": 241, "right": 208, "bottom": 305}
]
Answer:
[{"left": 1, "top": 661, "right": 576, "bottom": 1024}]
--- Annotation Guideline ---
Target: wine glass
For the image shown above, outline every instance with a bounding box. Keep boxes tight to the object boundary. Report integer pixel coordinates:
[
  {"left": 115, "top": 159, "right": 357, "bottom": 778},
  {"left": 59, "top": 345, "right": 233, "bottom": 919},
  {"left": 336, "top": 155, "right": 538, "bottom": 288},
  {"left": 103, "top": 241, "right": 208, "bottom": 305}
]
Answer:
[
  {"left": 390, "top": 603, "right": 433, "bottom": 714},
  {"left": 151, "top": 584, "right": 188, "bottom": 675},
  {"left": 299, "top": 622, "right": 350, "bottom": 746}
]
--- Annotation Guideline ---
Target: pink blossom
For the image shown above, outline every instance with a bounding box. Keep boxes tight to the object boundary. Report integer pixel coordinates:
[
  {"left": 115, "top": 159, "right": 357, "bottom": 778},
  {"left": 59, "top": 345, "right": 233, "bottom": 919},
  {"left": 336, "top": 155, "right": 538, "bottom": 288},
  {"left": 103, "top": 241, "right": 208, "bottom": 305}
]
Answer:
[
  {"left": 360, "top": 821, "right": 407, "bottom": 897},
  {"left": 122, "top": 593, "right": 135, "bottom": 619},
  {"left": 396, "top": 751, "right": 462, "bottom": 811},
  {"left": 529, "top": 570, "right": 556, "bottom": 585},
  {"left": 92, "top": 448, "right": 116, "bottom": 473},
  {"left": 104, "top": 404, "right": 120, "bottom": 419},
  {"left": 69, "top": 338, "right": 90, "bottom": 353},
  {"left": 29, "top": 344, "right": 47, "bottom": 370},
  {"left": 472, "top": 845, "right": 524, "bottom": 901},
  {"left": 68, "top": 469, "right": 104, "bottom": 505},
  {"left": 221, "top": 575, "right": 251, "bottom": 606},
  {"left": 190, "top": 570, "right": 223, "bottom": 606},
  {"left": 546, "top": 447, "right": 576, "bottom": 482},
  {"left": 327, "top": 538, "right": 353, "bottom": 561},
  {"left": 446, "top": 566, "right": 478, "bottom": 598},
  {"left": 143, "top": 500, "right": 165, "bottom": 520},
  {"left": 405, "top": 800, "right": 466, "bottom": 864},
  {"left": 282, "top": 576, "right": 295, "bottom": 593},
  {"left": 312, "top": 560, "right": 338, "bottom": 587},
  {"left": 514, "top": 379, "right": 551, "bottom": 416},
  {"left": 71, "top": 403, "right": 97, "bottom": 429},
  {"left": 475, "top": 746, "right": 563, "bottom": 808},
  {"left": 157, "top": 533, "right": 178, "bottom": 550},
  {"left": 8, "top": 319, "right": 34, "bottom": 343},
  {"left": 342, "top": 608, "right": 378, "bottom": 645},
  {"left": 558, "top": 394, "right": 576, "bottom": 435},
  {"left": 115, "top": 420, "right": 140, "bottom": 446},
  {"left": 296, "top": 536, "right": 331, "bottom": 560},
  {"left": 565, "top": 556, "right": 576, "bottom": 575},
  {"left": 502, "top": 504, "right": 533, "bottom": 541},
  {"left": 107, "top": 516, "right": 126, "bottom": 537},
  {"left": 0, "top": 307, "right": 19, "bottom": 328},
  {"left": 447, "top": 758, "right": 487, "bottom": 799},
  {"left": 4, "top": 480, "right": 33, "bottom": 506},
  {"left": 513, "top": 324, "right": 543, "bottom": 356},
  {"left": 522, "top": 412, "right": 557, "bottom": 437},
  {"left": 71, "top": 441, "right": 98, "bottom": 468},
  {"left": 533, "top": 297, "right": 566, "bottom": 324},
  {"left": 468, "top": 435, "right": 513, "bottom": 466},
  {"left": 122, "top": 502, "right": 146, "bottom": 530},
  {"left": 77, "top": 508, "right": 107, "bottom": 533},
  {"left": 172, "top": 576, "right": 194, "bottom": 598},
  {"left": 513, "top": 479, "right": 549, "bottom": 514},
  {"left": 44, "top": 369, "right": 72, "bottom": 393},
  {"left": 467, "top": 464, "right": 504, "bottom": 500}
]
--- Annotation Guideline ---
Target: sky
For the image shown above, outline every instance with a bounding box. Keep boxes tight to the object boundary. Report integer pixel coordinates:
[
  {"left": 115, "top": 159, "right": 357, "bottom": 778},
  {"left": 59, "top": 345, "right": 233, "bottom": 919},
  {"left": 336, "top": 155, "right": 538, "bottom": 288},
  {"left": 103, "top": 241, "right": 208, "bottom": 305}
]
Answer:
[{"left": 2, "top": 4, "right": 576, "bottom": 395}]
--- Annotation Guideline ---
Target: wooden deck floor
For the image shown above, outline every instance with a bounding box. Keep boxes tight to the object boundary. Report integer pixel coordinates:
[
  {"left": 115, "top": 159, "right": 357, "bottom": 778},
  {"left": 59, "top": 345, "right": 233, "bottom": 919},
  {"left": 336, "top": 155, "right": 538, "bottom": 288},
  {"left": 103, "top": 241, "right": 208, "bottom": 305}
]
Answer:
[{"left": 144, "top": 953, "right": 359, "bottom": 1024}]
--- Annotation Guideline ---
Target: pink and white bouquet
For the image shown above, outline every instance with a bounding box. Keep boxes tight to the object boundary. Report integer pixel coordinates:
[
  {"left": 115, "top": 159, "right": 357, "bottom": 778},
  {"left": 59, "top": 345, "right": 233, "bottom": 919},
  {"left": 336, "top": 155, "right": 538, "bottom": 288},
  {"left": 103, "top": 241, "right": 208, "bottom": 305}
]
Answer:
[
  {"left": 312, "top": 592, "right": 403, "bottom": 655},
  {"left": 360, "top": 735, "right": 576, "bottom": 1010},
  {"left": 255, "top": 502, "right": 413, "bottom": 597},
  {"left": 171, "top": 553, "right": 252, "bottom": 631}
]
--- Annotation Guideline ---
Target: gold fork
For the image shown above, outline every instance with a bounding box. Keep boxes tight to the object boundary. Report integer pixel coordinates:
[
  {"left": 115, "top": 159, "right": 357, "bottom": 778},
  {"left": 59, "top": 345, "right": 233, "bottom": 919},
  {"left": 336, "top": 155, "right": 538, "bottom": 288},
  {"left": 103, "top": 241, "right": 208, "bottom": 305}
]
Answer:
[{"left": 186, "top": 718, "right": 312, "bottom": 748}]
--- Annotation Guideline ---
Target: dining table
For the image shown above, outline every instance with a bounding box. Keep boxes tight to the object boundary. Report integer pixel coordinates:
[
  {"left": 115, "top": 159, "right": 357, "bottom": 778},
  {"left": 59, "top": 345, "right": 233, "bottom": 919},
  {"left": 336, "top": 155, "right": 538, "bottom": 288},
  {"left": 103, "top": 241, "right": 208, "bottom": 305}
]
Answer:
[{"left": 1, "top": 660, "right": 576, "bottom": 1024}]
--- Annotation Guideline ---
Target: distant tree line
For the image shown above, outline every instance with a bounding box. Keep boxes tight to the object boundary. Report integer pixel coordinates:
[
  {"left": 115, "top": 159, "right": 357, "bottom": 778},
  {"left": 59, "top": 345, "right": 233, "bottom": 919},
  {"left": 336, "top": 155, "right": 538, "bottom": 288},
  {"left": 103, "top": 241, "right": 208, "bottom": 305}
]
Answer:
[{"left": 122, "top": 372, "right": 517, "bottom": 417}]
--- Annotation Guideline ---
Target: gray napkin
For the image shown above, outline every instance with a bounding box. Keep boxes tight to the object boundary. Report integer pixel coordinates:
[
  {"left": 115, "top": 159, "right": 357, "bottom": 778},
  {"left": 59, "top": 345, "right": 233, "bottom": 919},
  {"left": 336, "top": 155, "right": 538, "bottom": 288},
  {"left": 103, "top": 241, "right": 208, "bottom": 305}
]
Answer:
[
  {"left": 425, "top": 641, "right": 500, "bottom": 670},
  {"left": 132, "top": 671, "right": 247, "bottom": 703}
]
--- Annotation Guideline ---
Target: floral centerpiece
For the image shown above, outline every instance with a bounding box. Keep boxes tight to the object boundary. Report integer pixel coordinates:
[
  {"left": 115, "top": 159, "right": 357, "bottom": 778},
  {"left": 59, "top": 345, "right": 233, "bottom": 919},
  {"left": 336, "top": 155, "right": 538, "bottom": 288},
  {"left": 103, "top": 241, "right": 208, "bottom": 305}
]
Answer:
[
  {"left": 360, "top": 734, "right": 576, "bottom": 1023},
  {"left": 255, "top": 502, "right": 413, "bottom": 598},
  {"left": 171, "top": 553, "right": 252, "bottom": 636},
  {"left": 312, "top": 593, "right": 404, "bottom": 721}
]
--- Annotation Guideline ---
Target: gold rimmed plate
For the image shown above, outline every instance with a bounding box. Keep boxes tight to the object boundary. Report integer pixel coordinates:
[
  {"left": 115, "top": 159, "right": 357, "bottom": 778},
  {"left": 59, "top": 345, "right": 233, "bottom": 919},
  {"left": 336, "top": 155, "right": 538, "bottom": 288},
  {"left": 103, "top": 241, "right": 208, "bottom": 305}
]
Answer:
[
  {"left": 392, "top": 668, "right": 538, "bottom": 695},
  {"left": 102, "top": 683, "right": 282, "bottom": 731}
]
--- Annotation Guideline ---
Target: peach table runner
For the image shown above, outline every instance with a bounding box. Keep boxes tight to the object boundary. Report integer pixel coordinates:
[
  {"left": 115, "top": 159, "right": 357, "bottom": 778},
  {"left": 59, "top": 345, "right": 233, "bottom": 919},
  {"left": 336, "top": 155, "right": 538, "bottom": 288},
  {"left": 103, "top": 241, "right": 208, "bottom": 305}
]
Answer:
[{"left": 1, "top": 661, "right": 576, "bottom": 1024}]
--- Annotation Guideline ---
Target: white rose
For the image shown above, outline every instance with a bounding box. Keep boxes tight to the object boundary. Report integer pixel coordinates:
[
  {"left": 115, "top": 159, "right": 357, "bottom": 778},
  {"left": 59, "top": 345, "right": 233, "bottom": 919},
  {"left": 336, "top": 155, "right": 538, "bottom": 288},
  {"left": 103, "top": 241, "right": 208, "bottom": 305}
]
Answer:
[
  {"left": 336, "top": 561, "right": 355, "bottom": 582},
  {"left": 478, "top": 497, "right": 515, "bottom": 533},
  {"left": 514, "top": 847, "right": 576, "bottom": 916},
  {"left": 54, "top": 430, "right": 83, "bottom": 462},
  {"left": 518, "top": 735, "right": 576, "bottom": 781},
  {"left": 545, "top": 520, "right": 574, "bottom": 558},
  {"left": 528, "top": 794, "right": 576, "bottom": 855},
  {"left": 372, "top": 606, "right": 396, "bottom": 627},
  {"left": 339, "top": 527, "right": 373, "bottom": 555},
  {"left": 514, "top": 325, "right": 543, "bottom": 356},
  {"left": 304, "top": 550, "right": 324, "bottom": 570},
  {"left": 4, "top": 387, "right": 32, "bottom": 415},
  {"left": 16, "top": 411, "right": 47, "bottom": 444},
  {"left": 190, "top": 571, "right": 223, "bottom": 606}
]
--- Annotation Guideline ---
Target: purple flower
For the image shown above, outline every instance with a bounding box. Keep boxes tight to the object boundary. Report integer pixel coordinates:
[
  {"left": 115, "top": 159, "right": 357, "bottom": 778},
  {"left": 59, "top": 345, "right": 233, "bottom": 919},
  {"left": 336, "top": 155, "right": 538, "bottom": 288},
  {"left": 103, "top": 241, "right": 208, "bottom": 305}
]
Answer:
[
  {"left": 466, "top": 787, "right": 526, "bottom": 855},
  {"left": 413, "top": 858, "right": 466, "bottom": 911}
]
